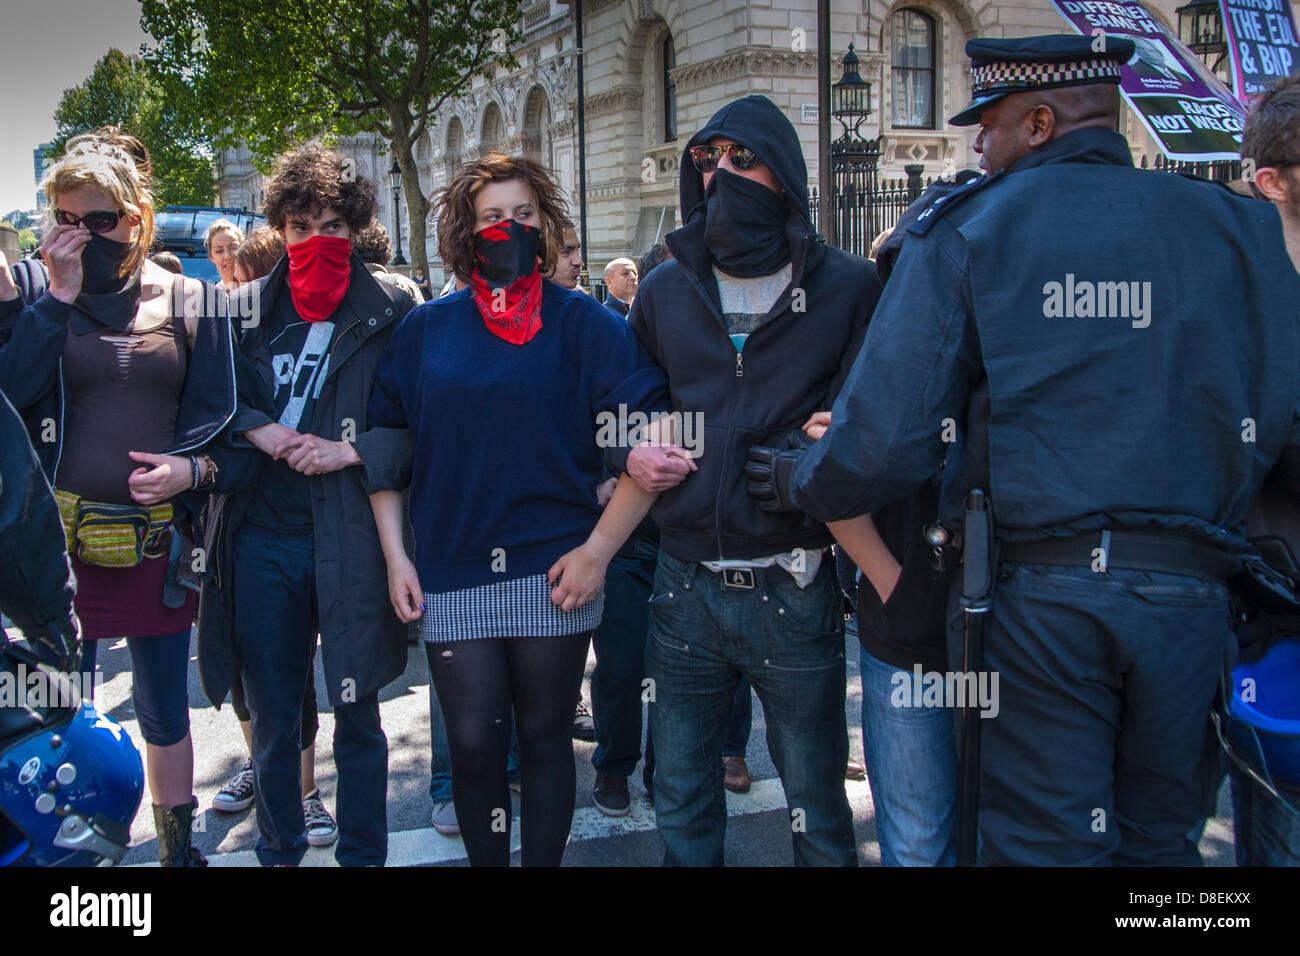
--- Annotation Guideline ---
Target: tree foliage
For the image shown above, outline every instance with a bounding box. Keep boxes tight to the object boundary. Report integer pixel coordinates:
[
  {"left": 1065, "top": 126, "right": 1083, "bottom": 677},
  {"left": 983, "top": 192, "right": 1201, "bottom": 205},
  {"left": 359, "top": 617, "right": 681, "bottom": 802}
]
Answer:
[
  {"left": 52, "top": 48, "right": 216, "bottom": 208},
  {"left": 140, "top": 0, "right": 526, "bottom": 272},
  {"left": 18, "top": 229, "right": 38, "bottom": 252}
]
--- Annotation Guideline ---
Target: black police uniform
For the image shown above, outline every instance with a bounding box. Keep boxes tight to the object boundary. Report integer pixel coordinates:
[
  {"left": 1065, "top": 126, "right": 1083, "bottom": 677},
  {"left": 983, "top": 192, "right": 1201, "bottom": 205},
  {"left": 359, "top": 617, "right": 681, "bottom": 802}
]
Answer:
[{"left": 789, "top": 35, "right": 1300, "bottom": 865}]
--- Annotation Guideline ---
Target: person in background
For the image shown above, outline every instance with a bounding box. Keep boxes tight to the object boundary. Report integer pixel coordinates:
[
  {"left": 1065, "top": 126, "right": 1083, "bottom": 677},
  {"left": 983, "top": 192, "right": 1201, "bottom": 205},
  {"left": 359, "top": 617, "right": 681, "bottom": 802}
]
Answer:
[
  {"left": 205, "top": 218, "right": 245, "bottom": 291},
  {"left": 352, "top": 221, "right": 424, "bottom": 303},
  {"left": 231, "top": 226, "right": 286, "bottom": 286},
  {"left": 544, "top": 219, "right": 586, "bottom": 292},
  {"left": 1232, "top": 70, "right": 1300, "bottom": 866},
  {"left": 602, "top": 258, "right": 638, "bottom": 316},
  {"left": 412, "top": 266, "right": 431, "bottom": 300},
  {"left": 209, "top": 216, "right": 335, "bottom": 849},
  {"left": 150, "top": 250, "right": 183, "bottom": 275},
  {"left": 367, "top": 153, "right": 671, "bottom": 866}
]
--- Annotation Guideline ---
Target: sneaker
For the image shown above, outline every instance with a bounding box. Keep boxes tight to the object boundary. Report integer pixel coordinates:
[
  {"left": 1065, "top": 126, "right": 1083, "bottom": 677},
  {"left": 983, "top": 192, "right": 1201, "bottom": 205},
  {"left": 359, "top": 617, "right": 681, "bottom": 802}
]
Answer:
[
  {"left": 592, "top": 773, "right": 630, "bottom": 817},
  {"left": 302, "top": 790, "right": 338, "bottom": 847},
  {"left": 723, "top": 755, "right": 751, "bottom": 794},
  {"left": 845, "top": 759, "right": 867, "bottom": 781},
  {"left": 572, "top": 700, "right": 596, "bottom": 741},
  {"left": 212, "top": 760, "right": 254, "bottom": 813},
  {"left": 431, "top": 801, "right": 460, "bottom": 835}
]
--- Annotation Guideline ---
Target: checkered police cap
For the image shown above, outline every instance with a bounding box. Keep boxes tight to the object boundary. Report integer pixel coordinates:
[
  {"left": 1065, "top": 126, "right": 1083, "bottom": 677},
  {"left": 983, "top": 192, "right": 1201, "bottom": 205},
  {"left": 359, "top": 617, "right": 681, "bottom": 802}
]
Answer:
[{"left": 949, "top": 34, "right": 1136, "bottom": 127}]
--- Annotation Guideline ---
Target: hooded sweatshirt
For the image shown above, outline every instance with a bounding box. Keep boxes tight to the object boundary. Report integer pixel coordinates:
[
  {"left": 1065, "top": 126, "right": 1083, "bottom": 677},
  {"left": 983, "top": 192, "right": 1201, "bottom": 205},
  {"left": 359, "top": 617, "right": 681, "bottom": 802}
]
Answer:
[{"left": 607, "top": 94, "right": 883, "bottom": 562}]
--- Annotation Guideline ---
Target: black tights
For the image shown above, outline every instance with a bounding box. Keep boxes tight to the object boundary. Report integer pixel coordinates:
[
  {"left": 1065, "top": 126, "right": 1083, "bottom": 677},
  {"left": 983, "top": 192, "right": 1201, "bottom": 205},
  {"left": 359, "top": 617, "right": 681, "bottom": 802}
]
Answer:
[{"left": 425, "top": 633, "right": 591, "bottom": 866}]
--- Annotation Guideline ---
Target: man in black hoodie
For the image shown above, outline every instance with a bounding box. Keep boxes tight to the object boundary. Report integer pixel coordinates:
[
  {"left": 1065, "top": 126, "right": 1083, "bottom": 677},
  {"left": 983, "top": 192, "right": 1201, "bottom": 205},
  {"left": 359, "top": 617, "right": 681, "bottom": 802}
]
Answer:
[{"left": 609, "top": 94, "right": 880, "bottom": 866}]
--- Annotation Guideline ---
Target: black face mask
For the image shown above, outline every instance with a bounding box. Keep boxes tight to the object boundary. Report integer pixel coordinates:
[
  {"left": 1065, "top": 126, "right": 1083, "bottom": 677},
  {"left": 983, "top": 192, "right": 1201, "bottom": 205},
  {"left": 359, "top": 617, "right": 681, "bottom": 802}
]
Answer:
[
  {"left": 471, "top": 219, "right": 542, "bottom": 289},
  {"left": 703, "top": 168, "right": 791, "bottom": 277},
  {"left": 71, "top": 233, "right": 142, "bottom": 334}
]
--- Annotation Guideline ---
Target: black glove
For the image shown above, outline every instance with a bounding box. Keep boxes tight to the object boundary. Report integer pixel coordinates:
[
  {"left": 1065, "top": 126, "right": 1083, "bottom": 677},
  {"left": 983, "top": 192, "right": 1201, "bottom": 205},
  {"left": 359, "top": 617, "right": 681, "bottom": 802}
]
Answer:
[{"left": 745, "top": 445, "right": 804, "bottom": 512}]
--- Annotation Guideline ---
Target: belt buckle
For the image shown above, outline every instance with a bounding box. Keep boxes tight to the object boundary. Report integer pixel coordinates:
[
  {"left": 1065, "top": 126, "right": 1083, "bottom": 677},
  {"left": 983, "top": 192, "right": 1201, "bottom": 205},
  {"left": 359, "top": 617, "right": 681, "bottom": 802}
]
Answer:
[{"left": 721, "top": 568, "right": 755, "bottom": 590}]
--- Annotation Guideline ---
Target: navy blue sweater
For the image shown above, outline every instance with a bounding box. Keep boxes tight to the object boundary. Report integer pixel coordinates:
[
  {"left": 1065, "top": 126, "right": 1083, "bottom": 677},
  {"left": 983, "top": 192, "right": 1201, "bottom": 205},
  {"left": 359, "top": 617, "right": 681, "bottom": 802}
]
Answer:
[{"left": 367, "top": 280, "right": 670, "bottom": 593}]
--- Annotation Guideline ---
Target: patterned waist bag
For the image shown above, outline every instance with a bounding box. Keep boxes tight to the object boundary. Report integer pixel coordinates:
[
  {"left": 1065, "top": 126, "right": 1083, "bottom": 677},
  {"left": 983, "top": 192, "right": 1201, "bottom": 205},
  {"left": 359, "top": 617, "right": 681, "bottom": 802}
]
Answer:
[{"left": 53, "top": 488, "right": 174, "bottom": 568}]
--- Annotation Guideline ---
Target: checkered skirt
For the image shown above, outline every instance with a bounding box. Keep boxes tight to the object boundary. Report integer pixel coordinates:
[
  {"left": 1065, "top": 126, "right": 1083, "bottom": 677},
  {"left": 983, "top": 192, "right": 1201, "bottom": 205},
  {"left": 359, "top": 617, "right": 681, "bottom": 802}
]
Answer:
[{"left": 418, "top": 573, "right": 604, "bottom": 642}]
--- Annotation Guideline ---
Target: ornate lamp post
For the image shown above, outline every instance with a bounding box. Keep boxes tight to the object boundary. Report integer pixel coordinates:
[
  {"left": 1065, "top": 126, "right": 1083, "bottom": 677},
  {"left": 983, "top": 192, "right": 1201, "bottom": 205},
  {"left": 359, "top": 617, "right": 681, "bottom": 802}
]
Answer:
[
  {"left": 830, "top": 44, "right": 882, "bottom": 256},
  {"left": 1176, "top": 0, "right": 1229, "bottom": 80},
  {"left": 388, "top": 158, "right": 406, "bottom": 266}
]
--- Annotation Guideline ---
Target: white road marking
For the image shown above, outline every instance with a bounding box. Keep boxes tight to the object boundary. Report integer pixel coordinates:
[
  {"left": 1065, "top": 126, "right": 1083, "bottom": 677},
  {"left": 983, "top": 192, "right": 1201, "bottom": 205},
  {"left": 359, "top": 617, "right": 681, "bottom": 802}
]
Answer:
[{"left": 127, "top": 778, "right": 876, "bottom": 867}]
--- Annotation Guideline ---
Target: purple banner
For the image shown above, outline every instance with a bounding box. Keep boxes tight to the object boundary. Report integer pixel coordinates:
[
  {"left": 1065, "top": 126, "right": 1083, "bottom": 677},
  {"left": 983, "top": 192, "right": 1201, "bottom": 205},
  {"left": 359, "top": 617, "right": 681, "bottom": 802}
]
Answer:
[
  {"left": 1051, "top": 0, "right": 1248, "bottom": 160},
  {"left": 1221, "top": 0, "right": 1300, "bottom": 102}
]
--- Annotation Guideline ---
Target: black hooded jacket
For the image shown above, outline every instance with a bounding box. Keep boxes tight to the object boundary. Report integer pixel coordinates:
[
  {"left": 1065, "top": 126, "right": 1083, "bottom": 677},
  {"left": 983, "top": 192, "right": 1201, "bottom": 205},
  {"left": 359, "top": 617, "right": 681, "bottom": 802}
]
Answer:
[{"left": 608, "top": 95, "right": 882, "bottom": 561}]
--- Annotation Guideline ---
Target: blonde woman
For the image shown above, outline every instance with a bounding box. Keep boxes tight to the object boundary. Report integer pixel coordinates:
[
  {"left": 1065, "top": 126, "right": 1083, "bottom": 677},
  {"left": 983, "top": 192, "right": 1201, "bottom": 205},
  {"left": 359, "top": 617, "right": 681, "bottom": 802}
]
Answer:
[
  {"left": 205, "top": 218, "right": 245, "bottom": 290},
  {"left": 0, "top": 128, "right": 240, "bottom": 865}
]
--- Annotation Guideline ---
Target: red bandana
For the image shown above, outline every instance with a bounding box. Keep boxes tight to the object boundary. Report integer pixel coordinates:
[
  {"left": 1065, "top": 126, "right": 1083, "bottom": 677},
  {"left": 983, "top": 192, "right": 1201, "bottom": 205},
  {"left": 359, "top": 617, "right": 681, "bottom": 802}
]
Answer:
[
  {"left": 286, "top": 235, "right": 352, "bottom": 322},
  {"left": 469, "top": 269, "right": 543, "bottom": 345}
]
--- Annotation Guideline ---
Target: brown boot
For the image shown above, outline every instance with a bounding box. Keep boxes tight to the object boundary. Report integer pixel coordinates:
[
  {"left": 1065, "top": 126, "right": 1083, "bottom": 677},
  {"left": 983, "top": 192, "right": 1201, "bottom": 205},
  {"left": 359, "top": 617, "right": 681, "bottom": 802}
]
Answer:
[
  {"left": 723, "top": 755, "right": 751, "bottom": 794},
  {"left": 845, "top": 760, "right": 867, "bottom": 780},
  {"left": 153, "top": 797, "right": 209, "bottom": 867}
]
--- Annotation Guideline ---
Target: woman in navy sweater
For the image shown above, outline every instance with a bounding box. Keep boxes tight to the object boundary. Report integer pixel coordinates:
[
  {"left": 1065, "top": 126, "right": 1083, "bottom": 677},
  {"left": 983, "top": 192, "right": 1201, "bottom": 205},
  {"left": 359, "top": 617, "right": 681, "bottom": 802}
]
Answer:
[{"left": 367, "top": 155, "right": 682, "bottom": 866}]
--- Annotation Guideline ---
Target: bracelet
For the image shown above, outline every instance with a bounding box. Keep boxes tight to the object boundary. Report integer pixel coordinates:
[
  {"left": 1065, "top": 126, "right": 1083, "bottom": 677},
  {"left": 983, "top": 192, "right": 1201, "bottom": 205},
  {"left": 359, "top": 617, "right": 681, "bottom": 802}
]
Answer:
[{"left": 189, "top": 455, "right": 201, "bottom": 491}]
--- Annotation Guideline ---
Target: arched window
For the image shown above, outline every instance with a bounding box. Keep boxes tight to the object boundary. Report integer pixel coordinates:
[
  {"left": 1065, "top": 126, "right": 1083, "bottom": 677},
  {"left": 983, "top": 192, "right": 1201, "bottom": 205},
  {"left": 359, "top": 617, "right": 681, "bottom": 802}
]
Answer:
[
  {"left": 523, "top": 87, "right": 553, "bottom": 168},
  {"left": 891, "top": 9, "right": 936, "bottom": 129},
  {"left": 446, "top": 116, "right": 464, "bottom": 171},
  {"left": 662, "top": 33, "right": 677, "bottom": 142},
  {"left": 480, "top": 103, "right": 506, "bottom": 156}
]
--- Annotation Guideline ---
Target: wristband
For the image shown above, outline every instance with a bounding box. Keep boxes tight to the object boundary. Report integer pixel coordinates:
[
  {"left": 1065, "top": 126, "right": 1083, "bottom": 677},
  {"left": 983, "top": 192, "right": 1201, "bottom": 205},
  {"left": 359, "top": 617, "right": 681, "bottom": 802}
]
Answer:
[{"left": 190, "top": 455, "right": 201, "bottom": 491}]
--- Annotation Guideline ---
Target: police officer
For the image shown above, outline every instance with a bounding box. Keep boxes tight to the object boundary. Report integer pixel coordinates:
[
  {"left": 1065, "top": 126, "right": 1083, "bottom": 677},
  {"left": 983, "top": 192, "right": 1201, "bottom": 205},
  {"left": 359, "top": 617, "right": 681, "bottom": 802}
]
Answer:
[{"left": 761, "top": 34, "right": 1300, "bottom": 865}]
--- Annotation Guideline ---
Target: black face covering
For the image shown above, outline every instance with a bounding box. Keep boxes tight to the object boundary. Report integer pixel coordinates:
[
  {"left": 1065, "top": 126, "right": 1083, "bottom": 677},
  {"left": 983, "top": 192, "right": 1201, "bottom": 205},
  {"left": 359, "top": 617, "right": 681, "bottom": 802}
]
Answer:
[
  {"left": 471, "top": 219, "right": 542, "bottom": 289},
  {"left": 71, "top": 233, "right": 142, "bottom": 334},
  {"left": 703, "top": 168, "right": 791, "bottom": 277}
]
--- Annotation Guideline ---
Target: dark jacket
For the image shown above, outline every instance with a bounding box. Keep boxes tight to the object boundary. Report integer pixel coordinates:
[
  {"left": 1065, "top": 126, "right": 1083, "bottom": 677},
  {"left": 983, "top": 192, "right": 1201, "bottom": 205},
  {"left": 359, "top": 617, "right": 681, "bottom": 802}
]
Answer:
[
  {"left": 793, "top": 127, "right": 1300, "bottom": 552},
  {"left": 604, "top": 295, "right": 630, "bottom": 317},
  {"left": 197, "top": 254, "right": 418, "bottom": 709},
  {"left": 0, "top": 266, "right": 241, "bottom": 488},
  {"left": 608, "top": 94, "right": 881, "bottom": 561}
]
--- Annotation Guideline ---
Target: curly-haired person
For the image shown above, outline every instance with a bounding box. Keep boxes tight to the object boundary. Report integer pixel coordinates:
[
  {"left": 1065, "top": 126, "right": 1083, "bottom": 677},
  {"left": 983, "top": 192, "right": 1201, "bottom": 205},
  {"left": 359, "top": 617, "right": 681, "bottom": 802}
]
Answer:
[
  {"left": 196, "top": 144, "right": 419, "bottom": 866},
  {"left": 367, "top": 154, "right": 675, "bottom": 866}
]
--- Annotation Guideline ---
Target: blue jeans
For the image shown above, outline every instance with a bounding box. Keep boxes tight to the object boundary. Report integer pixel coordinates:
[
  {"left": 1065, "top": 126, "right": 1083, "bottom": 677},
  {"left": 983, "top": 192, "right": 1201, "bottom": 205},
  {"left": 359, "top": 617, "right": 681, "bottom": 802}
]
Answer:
[
  {"left": 429, "top": 679, "right": 517, "bottom": 803},
  {"left": 859, "top": 646, "right": 956, "bottom": 865},
  {"left": 645, "top": 551, "right": 857, "bottom": 866},
  {"left": 233, "top": 524, "right": 389, "bottom": 866}
]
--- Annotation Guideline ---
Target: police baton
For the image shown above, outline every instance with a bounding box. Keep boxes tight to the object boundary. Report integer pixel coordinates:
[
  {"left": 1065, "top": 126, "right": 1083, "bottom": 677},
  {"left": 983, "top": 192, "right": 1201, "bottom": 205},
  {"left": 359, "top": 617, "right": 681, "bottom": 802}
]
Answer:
[{"left": 957, "top": 489, "right": 993, "bottom": 866}]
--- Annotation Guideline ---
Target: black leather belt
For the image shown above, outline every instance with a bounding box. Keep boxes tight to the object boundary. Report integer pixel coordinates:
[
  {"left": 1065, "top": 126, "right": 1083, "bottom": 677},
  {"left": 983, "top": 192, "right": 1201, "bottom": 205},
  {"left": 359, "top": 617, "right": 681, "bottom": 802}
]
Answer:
[{"left": 1002, "top": 530, "right": 1239, "bottom": 583}]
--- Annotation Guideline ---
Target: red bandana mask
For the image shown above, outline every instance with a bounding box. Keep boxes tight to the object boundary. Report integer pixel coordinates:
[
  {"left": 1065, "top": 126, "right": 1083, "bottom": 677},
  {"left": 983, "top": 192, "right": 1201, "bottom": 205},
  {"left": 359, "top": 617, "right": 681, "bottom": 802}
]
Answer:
[
  {"left": 286, "top": 234, "right": 352, "bottom": 322},
  {"left": 469, "top": 220, "right": 544, "bottom": 345}
]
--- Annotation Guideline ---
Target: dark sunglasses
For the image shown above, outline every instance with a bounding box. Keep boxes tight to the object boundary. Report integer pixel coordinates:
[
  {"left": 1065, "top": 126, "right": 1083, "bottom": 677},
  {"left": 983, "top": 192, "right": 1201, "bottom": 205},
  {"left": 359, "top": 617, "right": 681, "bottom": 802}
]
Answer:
[
  {"left": 689, "top": 143, "right": 760, "bottom": 173},
  {"left": 54, "top": 208, "right": 122, "bottom": 233}
]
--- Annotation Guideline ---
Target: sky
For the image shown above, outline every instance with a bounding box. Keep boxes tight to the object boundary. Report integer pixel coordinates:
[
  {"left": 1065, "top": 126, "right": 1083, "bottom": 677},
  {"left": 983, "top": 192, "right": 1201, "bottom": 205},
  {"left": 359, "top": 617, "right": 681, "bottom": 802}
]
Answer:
[{"left": 0, "top": 0, "right": 154, "bottom": 214}]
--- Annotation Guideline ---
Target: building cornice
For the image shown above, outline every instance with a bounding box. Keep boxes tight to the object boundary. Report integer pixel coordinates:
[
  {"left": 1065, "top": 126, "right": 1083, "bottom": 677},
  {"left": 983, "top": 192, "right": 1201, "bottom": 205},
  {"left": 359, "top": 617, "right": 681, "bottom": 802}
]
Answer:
[
  {"left": 586, "top": 85, "right": 644, "bottom": 116},
  {"left": 671, "top": 50, "right": 822, "bottom": 93}
]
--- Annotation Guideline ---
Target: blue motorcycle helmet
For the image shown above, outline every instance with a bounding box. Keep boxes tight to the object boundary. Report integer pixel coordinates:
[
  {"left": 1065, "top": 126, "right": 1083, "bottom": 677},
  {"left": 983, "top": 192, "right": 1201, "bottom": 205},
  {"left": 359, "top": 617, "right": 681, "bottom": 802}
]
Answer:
[{"left": 0, "top": 646, "right": 144, "bottom": 866}]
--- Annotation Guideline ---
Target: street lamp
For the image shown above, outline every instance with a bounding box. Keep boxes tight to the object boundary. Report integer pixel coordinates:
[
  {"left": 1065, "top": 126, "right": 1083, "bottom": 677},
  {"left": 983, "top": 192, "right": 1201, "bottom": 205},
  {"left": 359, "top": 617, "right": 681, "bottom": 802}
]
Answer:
[
  {"left": 388, "top": 158, "right": 406, "bottom": 266},
  {"left": 1176, "top": 0, "right": 1229, "bottom": 78},
  {"left": 831, "top": 43, "right": 873, "bottom": 140}
]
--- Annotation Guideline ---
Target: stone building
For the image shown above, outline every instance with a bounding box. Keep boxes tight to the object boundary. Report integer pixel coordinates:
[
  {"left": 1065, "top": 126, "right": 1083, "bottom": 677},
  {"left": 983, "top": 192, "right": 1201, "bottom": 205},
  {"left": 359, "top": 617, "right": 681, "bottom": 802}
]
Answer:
[{"left": 216, "top": 0, "right": 1288, "bottom": 284}]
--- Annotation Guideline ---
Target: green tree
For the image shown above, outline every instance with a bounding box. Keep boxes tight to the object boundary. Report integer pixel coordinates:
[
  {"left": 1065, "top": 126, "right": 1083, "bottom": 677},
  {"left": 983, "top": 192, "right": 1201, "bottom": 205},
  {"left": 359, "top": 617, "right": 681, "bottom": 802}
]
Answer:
[
  {"left": 53, "top": 49, "right": 216, "bottom": 208},
  {"left": 18, "top": 229, "right": 38, "bottom": 253},
  {"left": 140, "top": 0, "right": 524, "bottom": 274}
]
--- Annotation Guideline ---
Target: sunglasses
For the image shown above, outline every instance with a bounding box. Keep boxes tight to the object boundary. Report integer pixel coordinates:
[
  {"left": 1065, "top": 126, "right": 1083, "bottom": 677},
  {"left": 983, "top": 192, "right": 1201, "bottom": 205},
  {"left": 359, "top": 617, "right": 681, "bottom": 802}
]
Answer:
[
  {"left": 54, "top": 208, "right": 122, "bottom": 233},
  {"left": 689, "top": 143, "right": 760, "bottom": 173}
]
